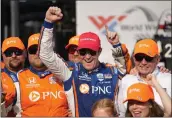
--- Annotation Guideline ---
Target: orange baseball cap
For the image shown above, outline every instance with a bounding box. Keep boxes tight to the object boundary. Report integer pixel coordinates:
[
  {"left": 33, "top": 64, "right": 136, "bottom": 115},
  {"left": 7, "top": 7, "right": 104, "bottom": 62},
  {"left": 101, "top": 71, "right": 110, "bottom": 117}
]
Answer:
[
  {"left": 65, "top": 35, "right": 79, "bottom": 49},
  {"left": 133, "top": 39, "right": 159, "bottom": 57},
  {"left": 27, "top": 33, "right": 40, "bottom": 49},
  {"left": 2, "top": 37, "right": 25, "bottom": 53},
  {"left": 123, "top": 83, "right": 154, "bottom": 103}
]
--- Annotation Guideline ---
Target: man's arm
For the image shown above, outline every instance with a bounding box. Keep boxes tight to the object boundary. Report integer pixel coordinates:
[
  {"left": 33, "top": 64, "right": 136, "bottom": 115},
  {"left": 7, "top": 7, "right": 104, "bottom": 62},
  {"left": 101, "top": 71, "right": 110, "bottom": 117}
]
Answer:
[
  {"left": 146, "top": 74, "right": 172, "bottom": 117},
  {"left": 105, "top": 25, "right": 132, "bottom": 76},
  {"left": 1, "top": 73, "right": 16, "bottom": 116},
  {"left": 38, "top": 7, "right": 72, "bottom": 81},
  {"left": 116, "top": 78, "right": 127, "bottom": 117},
  {"left": 112, "top": 43, "right": 132, "bottom": 75}
]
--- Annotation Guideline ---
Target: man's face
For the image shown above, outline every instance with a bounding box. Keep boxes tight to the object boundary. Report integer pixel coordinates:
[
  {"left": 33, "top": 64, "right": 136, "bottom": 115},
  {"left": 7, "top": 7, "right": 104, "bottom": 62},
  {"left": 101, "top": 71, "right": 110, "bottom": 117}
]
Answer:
[
  {"left": 2, "top": 47, "right": 25, "bottom": 72},
  {"left": 133, "top": 53, "right": 160, "bottom": 76},
  {"left": 78, "top": 48, "right": 100, "bottom": 71},
  {"left": 68, "top": 45, "right": 82, "bottom": 63},
  {"left": 28, "top": 45, "right": 46, "bottom": 69}
]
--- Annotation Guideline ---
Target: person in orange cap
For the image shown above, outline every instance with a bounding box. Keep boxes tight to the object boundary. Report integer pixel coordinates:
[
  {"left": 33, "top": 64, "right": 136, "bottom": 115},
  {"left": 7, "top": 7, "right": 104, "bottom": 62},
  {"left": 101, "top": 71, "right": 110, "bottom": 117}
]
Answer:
[
  {"left": 117, "top": 38, "right": 171, "bottom": 117},
  {"left": 2, "top": 33, "right": 69, "bottom": 117},
  {"left": 65, "top": 35, "right": 82, "bottom": 63},
  {"left": 124, "top": 74, "right": 171, "bottom": 117},
  {"left": 1, "top": 37, "right": 26, "bottom": 73},
  {"left": 1, "top": 37, "right": 26, "bottom": 117}
]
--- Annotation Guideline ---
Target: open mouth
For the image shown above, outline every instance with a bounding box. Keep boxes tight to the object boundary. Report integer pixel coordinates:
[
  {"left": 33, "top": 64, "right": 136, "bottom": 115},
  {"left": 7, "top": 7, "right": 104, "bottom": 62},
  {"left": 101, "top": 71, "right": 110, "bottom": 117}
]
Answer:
[{"left": 133, "top": 111, "right": 142, "bottom": 117}]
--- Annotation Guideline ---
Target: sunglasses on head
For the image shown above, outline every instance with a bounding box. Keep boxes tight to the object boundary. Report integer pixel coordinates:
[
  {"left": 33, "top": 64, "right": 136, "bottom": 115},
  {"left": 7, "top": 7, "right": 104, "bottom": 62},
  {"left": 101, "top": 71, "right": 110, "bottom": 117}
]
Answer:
[
  {"left": 134, "top": 54, "right": 154, "bottom": 62},
  {"left": 68, "top": 46, "right": 77, "bottom": 54},
  {"left": 78, "top": 49, "right": 97, "bottom": 56},
  {"left": 28, "top": 45, "right": 38, "bottom": 55},
  {"left": 4, "top": 48, "right": 23, "bottom": 57}
]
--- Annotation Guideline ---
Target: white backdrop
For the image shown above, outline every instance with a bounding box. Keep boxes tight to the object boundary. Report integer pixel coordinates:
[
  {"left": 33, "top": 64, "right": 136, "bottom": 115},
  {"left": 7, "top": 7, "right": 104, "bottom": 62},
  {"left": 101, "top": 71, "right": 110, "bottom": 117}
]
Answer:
[{"left": 76, "top": 1, "right": 171, "bottom": 64}]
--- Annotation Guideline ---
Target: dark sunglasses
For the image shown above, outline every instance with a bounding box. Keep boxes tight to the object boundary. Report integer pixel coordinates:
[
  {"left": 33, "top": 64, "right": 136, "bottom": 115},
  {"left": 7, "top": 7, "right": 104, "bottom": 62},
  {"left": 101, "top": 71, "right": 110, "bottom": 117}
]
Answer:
[
  {"left": 134, "top": 54, "right": 154, "bottom": 62},
  {"left": 78, "top": 49, "right": 97, "bottom": 56},
  {"left": 28, "top": 45, "right": 38, "bottom": 55},
  {"left": 68, "top": 46, "right": 77, "bottom": 54},
  {"left": 4, "top": 48, "right": 23, "bottom": 57}
]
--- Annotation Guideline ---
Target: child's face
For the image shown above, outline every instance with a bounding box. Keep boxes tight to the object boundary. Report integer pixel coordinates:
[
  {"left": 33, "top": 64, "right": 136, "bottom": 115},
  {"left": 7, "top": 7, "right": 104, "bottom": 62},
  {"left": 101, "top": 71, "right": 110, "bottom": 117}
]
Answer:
[
  {"left": 128, "top": 100, "right": 150, "bottom": 117},
  {"left": 93, "top": 108, "right": 113, "bottom": 117}
]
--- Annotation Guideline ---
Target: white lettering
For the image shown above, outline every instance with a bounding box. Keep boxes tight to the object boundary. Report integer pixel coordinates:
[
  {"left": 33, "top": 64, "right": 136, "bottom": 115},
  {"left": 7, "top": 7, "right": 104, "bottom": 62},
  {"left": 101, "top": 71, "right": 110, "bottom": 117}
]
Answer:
[
  {"left": 92, "top": 86, "right": 98, "bottom": 93},
  {"left": 92, "top": 86, "right": 111, "bottom": 94},
  {"left": 81, "top": 38, "right": 96, "bottom": 42},
  {"left": 58, "top": 91, "right": 65, "bottom": 99},
  {"left": 42, "top": 92, "right": 49, "bottom": 99},
  {"left": 139, "top": 44, "right": 149, "bottom": 48},
  {"left": 28, "top": 77, "right": 36, "bottom": 84},
  {"left": 31, "top": 37, "right": 38, "bottom": 41},
  {"left": 6, "top": 40, "right": 16, "bottom": 45},
  {"left": 129, "top": 88, "right": 140, "bottom": 93},
  {"left": 106, "top": 86, "right": 111, "bottom": 94},
  {"left": 50, "top": 91, "right": 58, "bottom": 98},
  {"left": 99, "top": 87, "right": 106, "bottom": 94},
  {"left": 29, "top": 90, "right": 65, "bottom": 102}
]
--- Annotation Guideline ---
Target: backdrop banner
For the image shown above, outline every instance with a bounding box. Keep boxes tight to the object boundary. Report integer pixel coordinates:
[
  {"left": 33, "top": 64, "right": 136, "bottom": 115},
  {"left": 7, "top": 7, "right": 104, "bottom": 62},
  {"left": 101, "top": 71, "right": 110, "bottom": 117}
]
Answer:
[{"left": 76, "top": 1, "right": 171, "bottom": 69}]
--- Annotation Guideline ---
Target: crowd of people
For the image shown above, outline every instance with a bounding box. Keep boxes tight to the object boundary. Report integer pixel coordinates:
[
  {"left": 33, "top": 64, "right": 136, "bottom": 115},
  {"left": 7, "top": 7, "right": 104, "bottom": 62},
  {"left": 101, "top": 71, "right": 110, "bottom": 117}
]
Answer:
[{"left": 1, "top": 6, "right": 171, "bottom": 117}]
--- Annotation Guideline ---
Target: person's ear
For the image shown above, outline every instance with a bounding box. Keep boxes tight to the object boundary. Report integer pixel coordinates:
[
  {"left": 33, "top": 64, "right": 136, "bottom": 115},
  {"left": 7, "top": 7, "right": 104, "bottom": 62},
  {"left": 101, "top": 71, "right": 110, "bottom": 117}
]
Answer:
[
  {"left": 154, "top": 55, "right": 160, "bottom": 65},
  {"left": 157, "top": 55, "right": 160, "bottom": 62},
  {"left": 132, "top": 55, "right": 136, "bottom": 63},
  {"left": 98, "top": 48, "right": 102, "bottom": 54}
]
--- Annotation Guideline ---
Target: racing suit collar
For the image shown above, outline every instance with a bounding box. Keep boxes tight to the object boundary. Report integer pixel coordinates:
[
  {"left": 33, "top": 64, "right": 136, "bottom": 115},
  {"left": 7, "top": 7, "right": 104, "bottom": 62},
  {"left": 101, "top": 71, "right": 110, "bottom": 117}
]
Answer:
[{"left": 29, "top": 66, "right": 51, "bottom": 78}]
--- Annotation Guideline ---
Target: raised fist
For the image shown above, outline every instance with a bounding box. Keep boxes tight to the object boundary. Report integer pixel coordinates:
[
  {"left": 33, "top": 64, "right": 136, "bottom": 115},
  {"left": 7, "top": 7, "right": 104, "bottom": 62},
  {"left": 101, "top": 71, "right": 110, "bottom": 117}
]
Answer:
[
  {"left": 105, "top": 25, "right": 120, "bottom": 45},
  {"left": 45, "top": 6, "right": 63, "bottom": 23},
  {"left": 145, "top": 74, "right": 158, "bottom": 87}
]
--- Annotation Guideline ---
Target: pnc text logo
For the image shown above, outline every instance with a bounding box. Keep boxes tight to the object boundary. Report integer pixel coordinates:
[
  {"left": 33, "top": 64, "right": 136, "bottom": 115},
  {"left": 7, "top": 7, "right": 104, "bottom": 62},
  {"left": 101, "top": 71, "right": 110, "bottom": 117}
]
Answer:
[{"left": 29, "top": 90, "right": 65, "bottom": 102}]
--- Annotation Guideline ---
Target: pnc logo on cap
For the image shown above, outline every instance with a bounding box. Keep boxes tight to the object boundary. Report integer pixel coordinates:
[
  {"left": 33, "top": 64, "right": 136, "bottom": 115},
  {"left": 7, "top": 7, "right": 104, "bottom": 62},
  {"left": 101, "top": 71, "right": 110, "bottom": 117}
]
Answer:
[
  {"left": 31, "top": 37, "right": 39, "bottom": 41},
  {"left": 129, "top": 88, "right": 140, "bottom": 93},
  {"left": 6, "top": 40, "right": 16, "bottom": 45},
  {"left": 139, "top": 44, "right": 149, "bottom": 48}
]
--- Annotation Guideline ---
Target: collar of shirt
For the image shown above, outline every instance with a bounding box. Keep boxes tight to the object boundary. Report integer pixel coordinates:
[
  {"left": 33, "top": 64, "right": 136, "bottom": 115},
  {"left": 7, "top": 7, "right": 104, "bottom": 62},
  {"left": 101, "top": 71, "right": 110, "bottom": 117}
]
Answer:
[
  {"left": 3, "top": 67, "right": 18, "bottom": 82},
  {"left": 29, "top": 66, "right": 51, "bottom": 78}
]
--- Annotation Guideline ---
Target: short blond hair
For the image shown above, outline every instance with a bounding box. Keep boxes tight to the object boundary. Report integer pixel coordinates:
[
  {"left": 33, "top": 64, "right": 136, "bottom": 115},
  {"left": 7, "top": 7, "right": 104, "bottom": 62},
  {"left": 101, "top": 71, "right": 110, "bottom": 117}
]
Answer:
[{"left": 91, "top": 98, "right": 117, "bottom": 116}]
